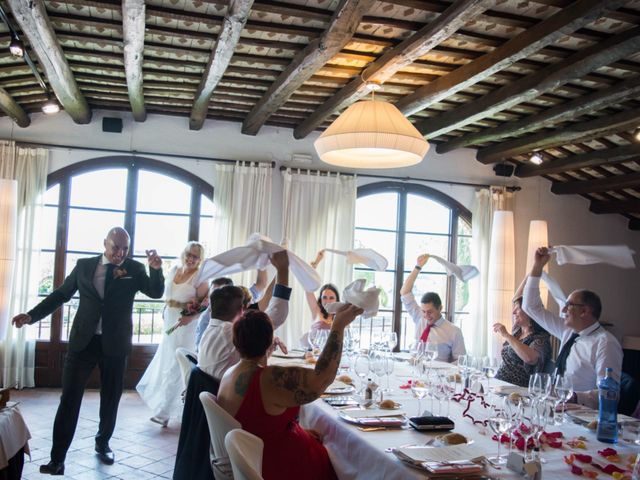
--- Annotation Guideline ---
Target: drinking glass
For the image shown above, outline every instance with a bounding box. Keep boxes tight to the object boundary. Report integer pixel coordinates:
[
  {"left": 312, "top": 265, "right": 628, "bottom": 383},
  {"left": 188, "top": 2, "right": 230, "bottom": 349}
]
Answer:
[
  {"left": 353, "top": 353, "right": 370, "bottom": 394},
  {"left": 411, "top": 380, "right": 429, "bottom": 416},
  {"left": 383, "top": 353, "right": 395, "bottom": 392},
  {"left": 431, "top": 372, "right": 447, "bottom": 415},
  {"left": 410, "top": 341, "right": 426, "bottom": 376},
  {"left": 385, "top": 331, "right": 398, "bottom": 353},
  {"left": 316, "top": 330, "right": 329, "bottom": 351},
  {"left": 553, "top": 374, "right": 574, "bottom": 424},
  {"left": 531, "top": 400, "right": 550, "bottom": 463},
  {"left": 520, "top": 405, "right": 538, "bottom": 461},
  {"left": 371, "top": 353, "right": 386, "bottom": 386},
  {"left": 482, "top": 357, "right": 499, "bottom": 399},
  {"left": 532, "top": 373, "right": 552, "bottom": 401},
  {"left": 488, "top": 410, "right": 512, "bottom": 465},
  {"left": 424, "top": 341, "right": 438, "bottom": 369}
]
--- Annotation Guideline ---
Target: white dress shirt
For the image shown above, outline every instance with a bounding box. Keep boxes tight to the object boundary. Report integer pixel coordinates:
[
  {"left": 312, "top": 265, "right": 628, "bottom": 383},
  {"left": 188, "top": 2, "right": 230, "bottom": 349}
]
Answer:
[
  {"left": 401, "top": 292, "right": 466, "bottom": 363},
  {"left": 197, "top": 287, "right": 290, "bottom": 380},
  {"left": 522, "top": 276, "right": 623, "bottom": 406}
]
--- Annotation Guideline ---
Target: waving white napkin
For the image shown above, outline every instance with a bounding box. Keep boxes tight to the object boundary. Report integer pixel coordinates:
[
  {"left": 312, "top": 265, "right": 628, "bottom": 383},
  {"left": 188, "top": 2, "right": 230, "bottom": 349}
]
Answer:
[
  {"left": 324, "top": 248, "right": 389, "bottom": 271},
  {"left": 324, "top": 279, "right": 380, "bottom": 319},
  {"left": 550, "top": 245, "right": 636, "bottom": 269},
  {"left": 541, "top": 271, "right": 567, "bottom": 307},
  {"left": 429, "top": 255, "right": 479, "bottom": 282},
  {"left": 197, "top": 233, "right": 321, "bottom": 292}
]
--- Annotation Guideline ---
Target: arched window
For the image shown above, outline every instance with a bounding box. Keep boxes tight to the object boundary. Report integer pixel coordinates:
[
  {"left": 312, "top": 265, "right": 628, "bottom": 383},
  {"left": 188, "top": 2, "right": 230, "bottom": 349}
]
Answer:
[
  {"left": 354, "top": 182, "right": 471, "bottom": 350},
  {"left": 32, "top": 157, "right": 213, "bottom": 348}
]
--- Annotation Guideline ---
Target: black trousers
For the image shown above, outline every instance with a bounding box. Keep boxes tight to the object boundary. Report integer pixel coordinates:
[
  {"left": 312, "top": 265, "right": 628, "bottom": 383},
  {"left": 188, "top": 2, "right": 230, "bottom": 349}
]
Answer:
[{"left": 50, "top": 335, "right": 127, "bottom": 463}]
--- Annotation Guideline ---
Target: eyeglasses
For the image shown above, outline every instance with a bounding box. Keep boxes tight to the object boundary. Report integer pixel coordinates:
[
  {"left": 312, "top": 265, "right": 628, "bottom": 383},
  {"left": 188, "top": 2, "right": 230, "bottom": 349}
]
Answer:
[{"left": 563, "top": 301, "right": 585, "bottom": 309}]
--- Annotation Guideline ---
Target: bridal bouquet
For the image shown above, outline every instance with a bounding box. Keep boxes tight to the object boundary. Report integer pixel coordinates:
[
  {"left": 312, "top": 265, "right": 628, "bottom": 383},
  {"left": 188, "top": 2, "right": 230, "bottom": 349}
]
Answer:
[{"left": 165, "top": 297, "right": 208, "bottom": 335}]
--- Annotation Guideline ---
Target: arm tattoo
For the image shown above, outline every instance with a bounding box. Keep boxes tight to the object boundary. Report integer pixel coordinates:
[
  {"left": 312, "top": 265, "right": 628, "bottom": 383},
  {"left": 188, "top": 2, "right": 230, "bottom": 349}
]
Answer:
[
  {"left": 234, "top": 366, "right": 257, "bottom": 396},
  {"left": 270, "top": 366, "right": 320, "bottom": 405},
  {"left": 315, "top": 330, "right": 342, "bottom": 372}
]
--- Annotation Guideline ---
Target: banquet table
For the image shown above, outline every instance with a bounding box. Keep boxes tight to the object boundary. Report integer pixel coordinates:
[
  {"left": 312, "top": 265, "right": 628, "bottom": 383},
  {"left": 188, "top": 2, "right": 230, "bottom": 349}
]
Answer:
[
  {"left": 270, "top": 356, "right": 640, "bottom": 479},
  {"left": 0, "top": 404, "right": 31, "bottom": 480}
]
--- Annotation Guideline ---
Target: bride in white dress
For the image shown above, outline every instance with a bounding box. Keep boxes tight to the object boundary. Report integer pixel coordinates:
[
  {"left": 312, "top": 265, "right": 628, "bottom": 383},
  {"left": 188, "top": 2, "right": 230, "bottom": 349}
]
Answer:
[{"left": 136, "top": 241, "right": 209, "bottom": 427}]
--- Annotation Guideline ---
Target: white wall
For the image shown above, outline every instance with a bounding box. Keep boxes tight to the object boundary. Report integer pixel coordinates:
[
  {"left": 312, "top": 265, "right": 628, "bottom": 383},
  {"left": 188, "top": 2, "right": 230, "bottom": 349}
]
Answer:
[{"left": 2, "top": 110, "right": 639, "bottom": 340}]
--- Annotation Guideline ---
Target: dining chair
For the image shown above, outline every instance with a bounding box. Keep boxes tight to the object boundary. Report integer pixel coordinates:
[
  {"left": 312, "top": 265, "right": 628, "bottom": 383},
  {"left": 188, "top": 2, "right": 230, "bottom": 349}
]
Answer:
[
  {"left": 225, "top": 429, "right": 264, "bottom": 480},
  {"left": 175, "top": 347, "right": 197, "bottom": 391},
  {"left": 199, "top": 391, "right": 242, "bottom": 480}
]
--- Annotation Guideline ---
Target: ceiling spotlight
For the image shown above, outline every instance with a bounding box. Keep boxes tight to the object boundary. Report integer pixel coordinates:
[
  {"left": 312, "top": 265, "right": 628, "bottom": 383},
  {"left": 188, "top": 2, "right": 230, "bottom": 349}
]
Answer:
[
  {"left": 634, "top": 128, "right": 640, "bottom": 142},
  {"left": 42, "top": 96, "right": 60, "bottom": 115},
  {"left": 8, "top": 33, "right": 23, "bottom": 58},
  {"left": 530, "top": 153, "right": 543, "bottom": 165}
]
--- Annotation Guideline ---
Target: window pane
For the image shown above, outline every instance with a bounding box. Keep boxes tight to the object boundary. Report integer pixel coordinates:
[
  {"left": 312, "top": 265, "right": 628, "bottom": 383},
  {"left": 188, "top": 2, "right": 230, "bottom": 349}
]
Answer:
[
  {"left": 70, "top": 169, "right": 127, "bottom": 210},
  {"left": 41, "top": 205, "right": 58, "bottom": 250},
  {"left": 351, "top": 312, "right": 394, "bottom": 350},
  {"left": 199, "top": 216, "right": 214, "bottom": 256},
  {"left": 458, "top": 218, "right": 471, "bottom": 236},
  {"left": 67, "top": 209, "right": 125, "bottom": 252},
  {"left": 134, "top": 213, "right": 189, "bottom": 257},
  {"left": 37, "top": 251, "right": 56, "bottom": 296},
  {"left": 65, "top": 253, "right": 86, "bottom": 277},
  {"left": 354, "top": 229, "right": 396, "bottom": 270},
  {"left": 137, "top": 170, "right": 191, "bottom": 214},
  {"left": 356, "top": 192, "right": 397, "bottom": 231},
  {"left": 455, "top": 234, "right": 472, "bottom": 313},
  {"left": 201, "top": 194, "right": 214, "bottom": 216},
  {"left": 43, "top": 184, "right": 59, "bottom": 205},
  {"left": 408, "top": 273, "right": 448, "bottom": 305},
  {"left": 353, "top": 270, "right": 396, "bottom": 310},
  {"left": 131, "top": 300, "right": 164, "bottom": 344},
  {"left": 406, "top": 194, "right": 450, "bottom": 234},
  {"left": 403, "top": 233, "right": 450, "bottom": 272}
]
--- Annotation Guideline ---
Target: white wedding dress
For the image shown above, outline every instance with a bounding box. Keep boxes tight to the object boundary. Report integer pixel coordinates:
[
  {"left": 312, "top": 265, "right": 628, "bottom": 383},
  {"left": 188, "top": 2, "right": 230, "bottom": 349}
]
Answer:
[{"left": 136, "top": 266, "right": 199, "bottom": 422}]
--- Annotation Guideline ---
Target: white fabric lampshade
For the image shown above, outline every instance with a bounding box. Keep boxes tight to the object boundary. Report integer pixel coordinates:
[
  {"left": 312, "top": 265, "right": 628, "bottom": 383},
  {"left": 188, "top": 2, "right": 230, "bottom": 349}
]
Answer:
[
  {"left": 526, "top": 220, "right": 549, "bottom": 306},
  {"left": 314, "top": 100, "right": 429, "bottom": 169},
  {"left": 0, "top": 179, "right": 18, "bottom": 340},
  {"left": 488, "top": 210, "right": 515, "bottom": 357}
]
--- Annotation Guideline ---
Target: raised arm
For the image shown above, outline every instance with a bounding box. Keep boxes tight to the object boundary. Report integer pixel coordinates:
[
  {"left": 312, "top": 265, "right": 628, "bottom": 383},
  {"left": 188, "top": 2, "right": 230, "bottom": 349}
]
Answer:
[
  {"left": 492, "top": 323, "right": 540, "bottom": 365},
  {"left": 264, "top": 304, "right": 364, "bottom": 407},
  {"left": 400, "top": 254, "right": 429, "bottom": 296},
  {"left": 513, "top": 274, "right": 527, "bottom": 301},
  {"left": 265, "top": 251, "right": 291, "bottom": 329},
  {"left": 305, "top": 250, "right": 325, "bottom": 318}
]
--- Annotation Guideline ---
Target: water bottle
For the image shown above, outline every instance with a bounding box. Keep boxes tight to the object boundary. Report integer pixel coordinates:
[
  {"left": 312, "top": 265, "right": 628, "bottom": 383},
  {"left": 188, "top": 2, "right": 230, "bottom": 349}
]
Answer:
[{"left": 596, "top": 367, "right": 619, "bottom": 444}]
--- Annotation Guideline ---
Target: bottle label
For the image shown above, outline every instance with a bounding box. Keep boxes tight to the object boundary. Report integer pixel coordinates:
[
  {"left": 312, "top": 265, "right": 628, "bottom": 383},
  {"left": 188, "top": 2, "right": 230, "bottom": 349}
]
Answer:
[{"left": 600, "top": 390, "right": 619, "bottom": 401}]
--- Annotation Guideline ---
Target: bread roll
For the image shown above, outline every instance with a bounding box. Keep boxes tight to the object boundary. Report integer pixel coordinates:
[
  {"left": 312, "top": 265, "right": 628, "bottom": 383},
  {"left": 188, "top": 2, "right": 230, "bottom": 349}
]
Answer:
[
  {"left": 437, "top": 433, "right": 467, "bottom": 445},
  {"left": 336, "top": 374, "right": 353, "bottom": 385},
  {"left": 379, "top": 399, "right": 396, "bottom": 409}
]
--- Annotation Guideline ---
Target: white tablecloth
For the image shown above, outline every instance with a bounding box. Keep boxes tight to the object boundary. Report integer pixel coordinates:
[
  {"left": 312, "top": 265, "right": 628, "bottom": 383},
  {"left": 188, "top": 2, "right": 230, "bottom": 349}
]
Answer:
[
  {"left": 0, "top": 406, "right": 30, "bottom": 469},
  {"left": 296, "top": 360, "right": 639, "bottom": 479}
]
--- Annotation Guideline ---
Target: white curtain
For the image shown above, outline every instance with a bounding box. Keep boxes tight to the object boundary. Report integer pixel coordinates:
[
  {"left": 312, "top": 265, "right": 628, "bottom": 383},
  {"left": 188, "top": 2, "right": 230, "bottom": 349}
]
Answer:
[
  {"left": 0, "top": 141, "right": 49, "bottom": 388},
  {"left": 211, "top": 162, "right": 272, "bottom": 287},
  {"left": 281, "top": 169, "right": 357, "bottom": 347},
  {"left": 467, "top": 188, "right": 515, "bottom": 357}
]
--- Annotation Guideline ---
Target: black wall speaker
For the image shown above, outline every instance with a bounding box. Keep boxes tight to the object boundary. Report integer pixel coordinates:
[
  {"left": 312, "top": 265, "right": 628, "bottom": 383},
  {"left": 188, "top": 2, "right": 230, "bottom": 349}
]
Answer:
[
  {"left": 102, "top": 117, "right": 123, "bottom": 133},
  {"left": 493, "top": 163, "right": 515, "bottom": 177}
]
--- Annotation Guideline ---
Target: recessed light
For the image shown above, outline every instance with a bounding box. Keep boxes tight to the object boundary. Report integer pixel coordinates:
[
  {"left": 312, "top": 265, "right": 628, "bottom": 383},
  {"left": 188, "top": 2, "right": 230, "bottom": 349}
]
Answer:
[
  {"left": 530, "top": 153, "right": 543, "bottom": 165},
  {"left": 634, "top": 128, "right": 640, "bottom": 142},
  {"left": 9, "top": 34, "right": 23, "bottom": 57},
  {"left": 42, "top": 97, "right": 60, "bottom": 114}
]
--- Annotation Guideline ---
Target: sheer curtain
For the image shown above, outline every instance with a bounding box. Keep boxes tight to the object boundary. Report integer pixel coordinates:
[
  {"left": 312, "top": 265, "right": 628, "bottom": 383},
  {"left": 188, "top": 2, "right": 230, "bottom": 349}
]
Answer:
[
  {"left": 0, "top": 141, "right": 49, "bottom": 388},
  {"left": 281, "top": 169, "right": 357, "bottom": 346},
  {"left": 211, "top": 161, "right": 272, "bottom": 287}
]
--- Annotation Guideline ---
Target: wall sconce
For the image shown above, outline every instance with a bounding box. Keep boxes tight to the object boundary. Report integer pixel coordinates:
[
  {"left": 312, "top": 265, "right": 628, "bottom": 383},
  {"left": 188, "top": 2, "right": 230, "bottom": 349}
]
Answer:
[{"left": 0, "top": 179, "right": 18, "bottom": 340}]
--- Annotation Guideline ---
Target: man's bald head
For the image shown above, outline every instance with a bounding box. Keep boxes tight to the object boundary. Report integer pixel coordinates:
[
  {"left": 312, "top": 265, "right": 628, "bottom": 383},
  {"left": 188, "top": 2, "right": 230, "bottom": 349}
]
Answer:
[{"left": 104, "top": 227, "right": 130, "bottom": 265}]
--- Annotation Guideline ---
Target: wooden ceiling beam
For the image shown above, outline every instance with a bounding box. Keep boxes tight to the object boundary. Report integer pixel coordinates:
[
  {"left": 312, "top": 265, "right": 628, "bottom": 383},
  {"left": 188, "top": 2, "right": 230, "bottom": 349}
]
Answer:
[
  {"left": 478, "top": 107, "right": 640, "bottom": 163},
  {"left": 551, "top": 171, "right": 640, "bottom": 195},
  {"left": 438, "top": 74, "right": 640, "bottom": 153},
  {"left": 241, "top": 0, "right": 374, "bottom": 135},
  {"left": 0, "top": 87, "right": 30, "bottom": 127},
  {"left": 189, "top": 0, "right": 254, "bottom": 130},
  {"left": 418, "top": 25, "right": 640, "bottom": 140},
  {"left": 7, "top": 0, "right": 91, "bottom": 123},
  {"left": 395, "top": 0, "right": 624, "bottom": 117},
  {"left": 516, "top": 144, "right": 640, "bottom": 177},
  {"left": 290, "top": 0, "right": 486, "bottom": 140},
  {"left": 122, "top": 0, "right": 146, "bottom": 122}
]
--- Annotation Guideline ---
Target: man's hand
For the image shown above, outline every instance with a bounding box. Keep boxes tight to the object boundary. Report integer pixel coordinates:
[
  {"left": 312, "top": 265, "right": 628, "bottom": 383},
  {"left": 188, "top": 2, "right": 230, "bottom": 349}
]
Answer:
[
  {"left": 270, "top": 250, "right": 289, "bottom": 270},
  {"left": 145, "top": 249, "right": 163, "bottom": 270},
  {"left": 492, "top": 322, "right": 509, "bottom": 338},
  {"left": 12, "top": 313, "right": 31, "bottom": 328},
  {"left": 416, "top": 253, "right": 430, "bottom": 268},
  {"left": 530, "top": 246, "right": 550, "bottom": 277},
  {"left": 332, "top": 303, "right": 364, "bottom": 330}
]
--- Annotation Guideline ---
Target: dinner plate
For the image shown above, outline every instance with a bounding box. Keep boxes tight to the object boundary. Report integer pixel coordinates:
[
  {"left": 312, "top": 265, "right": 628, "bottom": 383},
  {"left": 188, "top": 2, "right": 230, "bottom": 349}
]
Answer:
[
  {"left": 325, "top": 383, "right": 356, "bottom": 395},
  {"left": 338, "top": 410, "right": 406, "bottom": 427}
]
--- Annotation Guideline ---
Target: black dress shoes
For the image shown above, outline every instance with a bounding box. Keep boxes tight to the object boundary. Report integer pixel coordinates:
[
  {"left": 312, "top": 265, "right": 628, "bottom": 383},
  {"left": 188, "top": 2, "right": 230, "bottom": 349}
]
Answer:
[
  {"left": 95, "top": 443, "right": 115, "bottom": 465},
  {"left": 39, "top": 460, "right": 65, "bottom": 475}
]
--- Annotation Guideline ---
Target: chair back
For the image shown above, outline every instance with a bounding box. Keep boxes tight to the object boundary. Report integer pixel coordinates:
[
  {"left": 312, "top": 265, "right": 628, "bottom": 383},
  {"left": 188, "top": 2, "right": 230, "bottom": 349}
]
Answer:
[
  {"left": 200, "top": 391, "right": 242, "bottom": 480},
  {"left": 225, "top": 429, "right": 264, "bottom": 480},
  {"left": 619, "top": 371, "right": 640, "bottom": 416},
  {"left": 175, "top": 347, "right": 197, "bottom": 390}
]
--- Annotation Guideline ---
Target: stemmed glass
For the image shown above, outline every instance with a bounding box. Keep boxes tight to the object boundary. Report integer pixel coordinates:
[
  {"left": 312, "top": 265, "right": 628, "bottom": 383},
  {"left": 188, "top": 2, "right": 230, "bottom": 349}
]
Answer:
[
  {"left": 371, "top": 353, "right": 386, "bottom": 388},
  {"left": 520, "top": 404, "right": 539, "bottom": 461},
  {"left": 431, "top": 371, "right": 447, "bottom": 415},
  {"left": 531, "top": 400, "right": 550, "bottom": 463},
  {"left": 383, "top": 353, "right": 395, "bottom": 393},
  {"left": 482, "top": 357, "right": 499, "bottom": 400},
  {"left": 353, "top": 352, "right": 370, "bottom": 395},
  {"left": 424, "top": 341, "right": 437, "bottom": 370},
  {"left": 554, "top": 374, "right": 574, "bottom": 425},
  {"left": 410, "top": 341, "right": 426, "bottom": 376},
  {"left": 411, "top": 379, "right": 429, "bottom": 417},
  {"left": 488, "top": 409, "right": 513, "bottom": 465},
  {"left": 457, "top": 354, "right": 471, "bottom": 388},
  {"left": 385, "top": 331, "right": 398, "bottom": 353},
  {"left": 503, "top": 396, "right": 523, "bottom": 457}
]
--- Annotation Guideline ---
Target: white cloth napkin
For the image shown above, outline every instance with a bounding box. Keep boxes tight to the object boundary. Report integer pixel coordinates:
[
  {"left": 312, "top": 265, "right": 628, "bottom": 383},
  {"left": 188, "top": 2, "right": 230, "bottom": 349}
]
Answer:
[
  {"left": 541, "top": 271, "right": 567, "bottom": 307},
  {"left": 324, "top": 248, "right": 389, "bottom": 271},
  {"left": 429, "top": 255, "right": 479, "bottom": 282},
  {"left": 550, "top": 245, "right": 636, "bottom": 269},
  {"left": 197, "top": 233, "right": 322, "bottom": 292},
  {"left": 324, "top": 279, "right": 380, "bottom": 319}
]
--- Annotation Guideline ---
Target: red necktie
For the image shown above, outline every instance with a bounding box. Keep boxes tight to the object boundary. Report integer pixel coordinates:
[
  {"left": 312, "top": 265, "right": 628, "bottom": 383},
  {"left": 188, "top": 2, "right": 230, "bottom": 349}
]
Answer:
[{"left": 420, "top": 323, "right": 431, "bottom": 343}]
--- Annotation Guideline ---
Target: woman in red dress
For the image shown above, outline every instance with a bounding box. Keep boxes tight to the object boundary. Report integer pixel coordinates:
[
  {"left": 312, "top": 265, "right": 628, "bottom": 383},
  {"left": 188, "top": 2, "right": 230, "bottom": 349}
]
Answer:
[{"left": 217, "top": 303, "right": 363, "bottom": 480}]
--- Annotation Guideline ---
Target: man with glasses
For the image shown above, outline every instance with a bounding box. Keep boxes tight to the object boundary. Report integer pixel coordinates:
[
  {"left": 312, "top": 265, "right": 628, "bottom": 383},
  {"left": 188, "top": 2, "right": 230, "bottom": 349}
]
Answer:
[{"left": 522, "top": 247, "right": 622, "bottom": 408}]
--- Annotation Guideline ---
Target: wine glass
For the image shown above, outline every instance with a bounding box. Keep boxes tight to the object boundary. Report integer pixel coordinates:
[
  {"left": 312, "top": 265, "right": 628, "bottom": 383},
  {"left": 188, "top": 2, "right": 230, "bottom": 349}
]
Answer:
[
  {"left": 316, "top": 329, "right": 329, "bottom": 351},
  {"left": 385, "top": 331, "right": 398, "bottom": 353},
  {"left": 532, "top": 373, "right": 552, "bottom": 401},
  {"left": 554, "top": 374, "right": 574, "bottom": 425},
  {"left": 410, "top": 341, "right": 426, "bottom": 376},
  {"left": 383, "top": 353, "right": 395, "bottom": 393},
  {"left": 353, "top": 353, "right": 370, "bottom": 395},
  {"left": 531, "top": 400, "right": 550, "bottom": 463},
  {"left": 371, "top": 352, "right": 386, "bottom": 387},
  {"left": 424, "top": 341, "right": 437, "bottom": 368},
  {"left": 431, "top": 372, "right": 447, "bottom": 415},
  {"left": 520, "top": 404, "right": 538, "bottom": 461},
  {"left": 482, "top": 357, "right": 499, "bottom": 399},
  {"left": 488, "top": 410, "right": 512, "bottom": 465},
  {"left": 503, "top": 396, "right": 523, "bottom": 456},
  {"left": 411, "top": 380, "right": 429, "bottom": 416}
]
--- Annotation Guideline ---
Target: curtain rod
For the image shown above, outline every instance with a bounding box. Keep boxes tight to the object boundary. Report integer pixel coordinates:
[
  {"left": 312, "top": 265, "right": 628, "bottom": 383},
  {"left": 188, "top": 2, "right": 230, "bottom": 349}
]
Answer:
[
  {"left": 14, "top": 141, "right": 276, "bottom": 167},
  {"left": 279, "top": 166, "right": 521, "bottom": 192}
]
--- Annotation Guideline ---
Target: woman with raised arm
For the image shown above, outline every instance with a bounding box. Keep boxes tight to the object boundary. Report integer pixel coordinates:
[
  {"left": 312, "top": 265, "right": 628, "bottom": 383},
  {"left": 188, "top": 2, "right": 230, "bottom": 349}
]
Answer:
[
  {"left": 217, "top": 303, "right": 363, "bottom": 480},
  {"left": 304, "top": 250, "right": 341, "bottom": 341}
]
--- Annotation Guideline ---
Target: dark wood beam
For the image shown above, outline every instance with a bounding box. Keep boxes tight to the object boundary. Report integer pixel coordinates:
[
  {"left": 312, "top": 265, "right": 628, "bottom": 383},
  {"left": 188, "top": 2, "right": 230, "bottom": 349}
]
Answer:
[
  {"left": 122, "top": 0, "right": 146, "bottom": 122},
  {"left": 590, "top": 199, "right": 640, "bottom": 214},
  {"left": 416, "top": 25, "right": 640, "bottom": 140},
  {"left": 478, "top": 108, "right": 640, "bottom": 164},
  {"left": 189, "top": 0, "right": 254, "bottom": 130},
  {"left": 394, "top": 0, "right": 625, "bottom": 117},
  {"left": 0, "top": 87, "right": 30, "bottom": 127},
  {"left": 438, "top": 74, "right": 640, "bottom": 153},
  {"left": 7, "top": 0, "right": 91, "bottom": 123},
  {"left": 551, "top": 171, "right": 640, "bottom": 195},
  {"left": 290, "top": 0, "right": 486, "bottom": 140},
  {"left": 630, "top": 218, "right": 640, "bottom": 231},
  {"left": 241, "top": 0, "right": 374, "bottom": 135},
  {"left": 516, "top": 145, "right": 640, "bottom": 177}
]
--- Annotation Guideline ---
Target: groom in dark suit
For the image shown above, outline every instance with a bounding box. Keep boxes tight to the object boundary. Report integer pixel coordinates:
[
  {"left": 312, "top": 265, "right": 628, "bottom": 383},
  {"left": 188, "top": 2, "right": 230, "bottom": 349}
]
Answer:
[{"left": 12, "top": 227, "right": 164, "bottom": 475}]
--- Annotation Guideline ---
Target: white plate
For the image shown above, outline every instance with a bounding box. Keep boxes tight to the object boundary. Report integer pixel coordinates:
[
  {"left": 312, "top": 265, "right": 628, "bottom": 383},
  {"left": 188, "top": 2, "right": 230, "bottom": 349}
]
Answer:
[
  {"left": 338, "top": 410, "right": 405, "bottom": 427},
  {"left": 325, "top": 384, "right": 356, "bottom": 395}
]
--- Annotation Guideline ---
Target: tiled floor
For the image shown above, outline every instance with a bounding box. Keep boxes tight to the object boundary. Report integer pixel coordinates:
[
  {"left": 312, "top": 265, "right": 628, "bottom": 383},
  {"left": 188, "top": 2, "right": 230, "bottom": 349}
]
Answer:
[{"left": 12, "top": 388, "right": 180, "bottom": 480}]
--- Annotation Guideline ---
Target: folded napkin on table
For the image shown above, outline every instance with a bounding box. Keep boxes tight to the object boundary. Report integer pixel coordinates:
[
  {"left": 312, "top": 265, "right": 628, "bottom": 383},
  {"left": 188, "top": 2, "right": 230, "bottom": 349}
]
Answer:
[
  {"left": 429, "top": 255, "right": 479, "bottom": 282},
  {"left": 550, "top": 245, "right": 636, "bottom": 269},
  {"left": 324, "top": 248, "right": 388, "bottom": 271},
  {"left": 324, "top": 279, "right": 380, "bottom": 318}
]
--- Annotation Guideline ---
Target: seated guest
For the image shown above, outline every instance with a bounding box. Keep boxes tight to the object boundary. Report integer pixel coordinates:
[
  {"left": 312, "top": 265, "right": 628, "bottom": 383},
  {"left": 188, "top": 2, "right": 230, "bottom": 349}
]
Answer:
[
  {"left": 523, "top": 247, "right": 623, "bottom": 408},
  {"left": 400, "top": 254, "right": 466, "bottom": 362},
  {"left": 217, "top": 303, "right": 364, "bottom": 480},
  {"left": 197, "top": 251, "right": 290, "bottom": 380},
  {"left": 493, "top": 292, "right": 551, "bottom": 388}
]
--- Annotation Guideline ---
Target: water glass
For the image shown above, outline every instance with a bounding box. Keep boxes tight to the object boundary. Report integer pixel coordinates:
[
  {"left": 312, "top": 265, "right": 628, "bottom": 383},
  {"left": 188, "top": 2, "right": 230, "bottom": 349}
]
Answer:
[
  {"left": 411, "top": 380, "right": 429, "bottom": 416},
  {"left": 553, "top": 374, "right": 573, "bottom": 424},
  {"left": 383, "top": 353, "right": 395, "bottom": 392},
  {"left": 354, "top": 353, "right": 370, "bottom": 394},
  {"left": 488, "top": 411, "right": 512, "bottom": 464}
]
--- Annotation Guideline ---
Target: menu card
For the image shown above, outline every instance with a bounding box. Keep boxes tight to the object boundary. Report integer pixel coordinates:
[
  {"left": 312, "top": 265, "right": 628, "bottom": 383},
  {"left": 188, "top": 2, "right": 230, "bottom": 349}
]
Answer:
[{"left": 341, "top": 408, "right": 405, "bottom": 418}]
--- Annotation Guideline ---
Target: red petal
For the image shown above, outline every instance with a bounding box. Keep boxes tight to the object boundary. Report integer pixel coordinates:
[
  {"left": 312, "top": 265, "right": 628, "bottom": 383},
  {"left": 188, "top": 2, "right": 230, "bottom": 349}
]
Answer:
[
  {"left": 571, "top": 465, "right": 584, "bottom": 475},
  {"left": 598, "top": 448, "right": 618, "bottom": 457},
  {"left": 602, "top": 464, "right": 626, "bottom": 475},
  {"left": 575, "top": 454, "right": 593, "bottom": 463}
]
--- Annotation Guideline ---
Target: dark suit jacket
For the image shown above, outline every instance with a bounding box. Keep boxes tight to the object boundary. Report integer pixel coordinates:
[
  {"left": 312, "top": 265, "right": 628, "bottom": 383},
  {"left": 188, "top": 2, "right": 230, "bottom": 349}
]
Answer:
[{"left": 28, "top": 255, "right": 165, "bottom": 356}]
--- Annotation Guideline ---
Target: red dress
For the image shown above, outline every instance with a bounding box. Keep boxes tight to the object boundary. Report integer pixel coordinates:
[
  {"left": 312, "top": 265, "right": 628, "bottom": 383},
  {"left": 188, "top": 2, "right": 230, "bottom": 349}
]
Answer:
[{"left": 234, "top": 367, "right": 338, "bottom": 480}]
